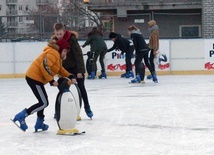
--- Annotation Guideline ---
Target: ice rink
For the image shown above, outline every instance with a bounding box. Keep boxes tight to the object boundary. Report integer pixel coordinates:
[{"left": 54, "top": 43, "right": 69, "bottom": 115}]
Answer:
[{"left": 0, "top": 75, "right": 214, "bottom": 155}]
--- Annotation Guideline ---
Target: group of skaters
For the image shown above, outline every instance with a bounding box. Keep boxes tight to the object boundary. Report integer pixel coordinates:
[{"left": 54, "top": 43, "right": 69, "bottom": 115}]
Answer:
[
  {"left": 11, "top": 19, "right": 159, "bottom": 133},
  {"left": 83, "top": 20, "right": 159, "bottom": 84}
]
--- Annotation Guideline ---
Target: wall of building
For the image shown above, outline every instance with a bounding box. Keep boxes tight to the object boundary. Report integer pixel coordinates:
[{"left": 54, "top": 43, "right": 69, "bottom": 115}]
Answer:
[
  {"left": 112, "top": 11, "right": 202, "bottom": 39},
  {"left": 202, "top": 0, "right": 214, "bottom": 38},
  {"left": 0, "top": 38, "right": 214, "bottom": 78}
]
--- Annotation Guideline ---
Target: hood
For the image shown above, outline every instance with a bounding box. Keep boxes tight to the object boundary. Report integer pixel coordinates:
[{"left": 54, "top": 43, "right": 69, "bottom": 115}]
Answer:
[
  {"left": 70, "top": 31, "right": 79, "bottom": 39},
  {"left": 47, "top": 39, "right": 59, "bottom": 51},
  {"left": 130, "top": 29, "right": 142, "bottom": 35}
]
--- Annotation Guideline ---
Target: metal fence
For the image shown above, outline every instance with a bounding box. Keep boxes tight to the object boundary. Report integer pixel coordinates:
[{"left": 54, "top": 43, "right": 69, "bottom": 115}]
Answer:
[{"left": 0, "top": 11, "right": 202, "bottom": 42}]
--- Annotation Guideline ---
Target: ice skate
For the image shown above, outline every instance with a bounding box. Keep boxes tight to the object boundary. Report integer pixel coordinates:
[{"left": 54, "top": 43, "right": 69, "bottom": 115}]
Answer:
[
  {"left": 85, "top": 107, "right": 93, "bottom": 119},
  {"left": 12, "top": 109, "right": 28, "bottom": 131},
  {"left": 87, "top": 71, "right": 95, "bottom": 79},
  {"left": 120, "top": 72, "right": 127, "bottom": 78},
  {"left": 152, "top": 72, "right": 158, "bottom": 83},
  {"left": 130, "top": 74, "right": 141, "bottom": 83},
  {"left": 98, "top": 71, "right": 107, "bottom": 79},
  {"left": 146, "top": 74, "right": 152, "bottom": 79},
  {"left": 126, "top": 71, "right": 134, "bottom": 78},
  {"left": 34, "top": 117, "right": 49, "bottom": 132}
]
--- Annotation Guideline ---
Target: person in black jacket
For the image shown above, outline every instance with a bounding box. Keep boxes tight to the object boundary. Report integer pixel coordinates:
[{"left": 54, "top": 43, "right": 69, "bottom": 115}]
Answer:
[
  {"left": 107, "top": 32, "right": 134, "bottom": 78},
  {"left": 128, "top": 25, "right": 158, "bottom": 83}
]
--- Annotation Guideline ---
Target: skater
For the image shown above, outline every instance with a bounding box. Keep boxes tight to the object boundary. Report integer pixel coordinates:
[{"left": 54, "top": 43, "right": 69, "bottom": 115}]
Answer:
[
  {"left": 128, "top": 25, "right": 158, "bottom": 83},
  {"left": 82, "top": 27, "right": 108, "bottom": 79},
  {"left": 107, "top": 32, "right": 134, "bottom": 78},
  {"left": 147, "top": 20, "right": 160, "bottom": 79},
  {"left": 12, "top": 39, "right": 77, "bottom": 132},
  {"left": 52, "top": 23, "right": 93, "bottom": 119}
]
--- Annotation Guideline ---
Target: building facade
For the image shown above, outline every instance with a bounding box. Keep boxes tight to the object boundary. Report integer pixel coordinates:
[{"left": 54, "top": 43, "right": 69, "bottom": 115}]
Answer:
[
  {"left": 0, "top": 0, "right": 58, "bottom": 39},
  {"left": 86, "top": 0, "right": 214, "bottom": 39}
]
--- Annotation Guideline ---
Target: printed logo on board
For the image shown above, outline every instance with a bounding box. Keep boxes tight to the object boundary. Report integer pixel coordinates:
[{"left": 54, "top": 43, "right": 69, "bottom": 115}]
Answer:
[{"left": 205, "top": 43, "right": 214, "bottom": 70}]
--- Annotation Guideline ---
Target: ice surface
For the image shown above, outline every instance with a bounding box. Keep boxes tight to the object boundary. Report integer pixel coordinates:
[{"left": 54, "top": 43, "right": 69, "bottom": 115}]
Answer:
[{"left": 0, "top": 75, "right": 214, "bottom": 155}]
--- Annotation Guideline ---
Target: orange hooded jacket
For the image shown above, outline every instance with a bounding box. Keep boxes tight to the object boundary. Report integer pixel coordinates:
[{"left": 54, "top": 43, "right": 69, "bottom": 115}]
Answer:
[{"left": 26, "top": 40, "right": 70, "bottom": 84}]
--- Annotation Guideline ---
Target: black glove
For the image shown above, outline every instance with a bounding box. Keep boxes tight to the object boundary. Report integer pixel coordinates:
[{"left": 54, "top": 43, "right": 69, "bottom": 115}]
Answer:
[
  {"left": 49, "top": 79, "right": 55, "bottom": 86},
  {"left": 68, "top": 74, "right": 75, "bottom": 80},
  {"left": 115, "top": 47, "right": 120, "bottom": 51}
]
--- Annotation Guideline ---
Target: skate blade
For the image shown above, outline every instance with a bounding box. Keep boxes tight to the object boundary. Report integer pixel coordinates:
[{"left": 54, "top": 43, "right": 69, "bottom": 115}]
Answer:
[{"left": 10, "top": 118, "right": 25, "bottom": 132}]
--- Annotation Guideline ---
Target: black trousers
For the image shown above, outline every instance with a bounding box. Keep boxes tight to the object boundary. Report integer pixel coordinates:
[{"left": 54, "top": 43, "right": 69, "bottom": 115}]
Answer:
[
  {"left": 76, "top": 74, "right": 90, "bottom": 109},
  {"left": 125, "top": 46, "right": 134, "bottom": 72},
  {"left": 149, "top": 49, "right": 155, "bottom": 72},
  {"left": 134, "top": 51, "right": 154, "bottom": 81},
  {"left": 25, "top": 76, "right": 49, "bottom": 119},
  {"left": 92, "top": 47, "right": 107, "bottom": 72}
]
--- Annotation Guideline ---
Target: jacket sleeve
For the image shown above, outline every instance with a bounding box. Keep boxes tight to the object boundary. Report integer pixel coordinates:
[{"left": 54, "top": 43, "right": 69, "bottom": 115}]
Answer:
[
  {"left": 40, "top": 53, "right": 56, "bottom": 82},
  {"left": 107, "top": 43, "right": 116, "bottom": 52},
  {"left": 82, "top": 36, "right": 92, "bottom": 47},
  {"left": 59, "top": 66, "right": 71, "bottom": 78},
  {"left": 70, "top": 36, "right": 86, "bottom": 73},
  {"left": 150, "top": 32, "right": 159, "bottom": 51}
]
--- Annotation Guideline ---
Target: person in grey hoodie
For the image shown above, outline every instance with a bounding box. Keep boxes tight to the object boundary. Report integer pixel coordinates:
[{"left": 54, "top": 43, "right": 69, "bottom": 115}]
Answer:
[{"left": 128, "top": 25, "right": 158, "bottom": 83}]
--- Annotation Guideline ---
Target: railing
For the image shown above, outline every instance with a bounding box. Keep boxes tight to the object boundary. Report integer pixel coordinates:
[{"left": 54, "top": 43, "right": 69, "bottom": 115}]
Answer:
[
  {"left": 36, "top": 0, "right": 49, "bottom": 5},
  {"left": 7, "top": 22, "right": 18, "bottom": 27},
  {"left": 6, "top": 0, "right": 17, "bottom": 4},
  {"left": 6, "top": 10, "right": 18, "bottom": 15},
  {"left": 88, "top": 0, "right": 201, "bottom": 4}
]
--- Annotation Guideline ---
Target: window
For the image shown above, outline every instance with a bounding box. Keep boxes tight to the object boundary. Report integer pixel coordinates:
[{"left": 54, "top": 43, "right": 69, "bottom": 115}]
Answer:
[
  {"left": 103, "top": 20, "right": 113, "bottom": 32},
  {"left": 26, "top": 5, "right": 29, "bottom": 11},
  {"left": 19, "top": 5, "right": 22, "bottom": 10},
  {"left": 0, "top": 5, "right": 1, "bottom": 11},
  {"left": 19, "top": 17, "right": 23, "bottom": 22},
  {"left": 179, "top": 25, "right": 201, "bottom": 38}
]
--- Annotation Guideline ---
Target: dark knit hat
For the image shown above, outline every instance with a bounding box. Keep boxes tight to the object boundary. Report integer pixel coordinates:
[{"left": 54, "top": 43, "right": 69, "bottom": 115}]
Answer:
[
  {"left": 57, "top": 39, "right": 70, "bottom": 53},
  {"left": 109, "top": 32, "right": 117, "bottom": 39}
]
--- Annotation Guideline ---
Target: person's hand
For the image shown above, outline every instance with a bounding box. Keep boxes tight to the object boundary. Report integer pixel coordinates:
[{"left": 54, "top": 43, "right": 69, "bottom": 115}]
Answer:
[
  {"left": 71, "top": 78, "right": 77, "bottom": 84},
  {"left": 49, "top": 80, "right": 58, "bottom": 86},
  {"left": 153, "top": 50, "right": 159, "bottom": 55},
  {"left": 77, "top": 73, "right": 83, "bottom": 78},
  {"left": 115, "top": 47, "right": 120, "bottom": 51},
  {"left": 52, "top": 81, "right": 58, "bottom": 86}
]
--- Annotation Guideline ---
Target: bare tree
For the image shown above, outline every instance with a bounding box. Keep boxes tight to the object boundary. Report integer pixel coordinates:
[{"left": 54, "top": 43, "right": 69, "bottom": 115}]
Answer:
[
  {"left": 60, "top": 0, "right": 104, "bottom": 32},
  {"left": 0, "top": 17, "right": 7, "bottom": 37},
  {"left": 28, "top": 5, "right": 59, "bottom": 38}
]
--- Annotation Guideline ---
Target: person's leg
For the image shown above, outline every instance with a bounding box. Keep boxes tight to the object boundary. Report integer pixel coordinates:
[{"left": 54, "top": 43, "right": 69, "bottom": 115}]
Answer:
[
  {"left": 98, "top": 48, "right": 107, "bottom": 79},
  {"left": 131, "top": 53, "right": 145, "bottom": 83},
  {"left": 26, "top": 77, "right": 49, "bottom": 119},
  {"left": 149, "top": 49, "right": 155, "bottom": 71},
  {"left": 125, "top": 46, "right": 134, "bottom": 78},
  {"left": 25, "top": 77, "right": 49, "bottom": 132},
  {"left": 77, "top": 75, "right": 93, "bottom": 118},
  {"left": 143, "top": 52, "right": 158, "bottom": 83},
  {"left": 143, "top": 52, "right": 154, "bottom": 74},
  {"left": 88, "top": 51, "right": 99, "bottom": 79},
  {"left": 13, "top": 76, "right": 49, "bottom": 131}
]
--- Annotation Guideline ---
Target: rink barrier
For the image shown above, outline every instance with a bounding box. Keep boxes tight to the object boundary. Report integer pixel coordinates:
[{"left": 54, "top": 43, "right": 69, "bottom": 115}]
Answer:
[{"left": 1, "top": 39, "right": 214, "bottom": 78}]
